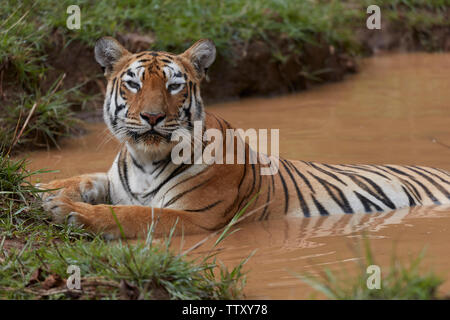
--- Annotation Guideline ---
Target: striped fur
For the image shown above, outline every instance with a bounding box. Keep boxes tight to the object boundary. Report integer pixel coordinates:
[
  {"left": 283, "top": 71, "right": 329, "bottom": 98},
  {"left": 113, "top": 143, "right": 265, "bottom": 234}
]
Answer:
[{"left": 39, "top": 38, "right": 450, "bottom": 239}]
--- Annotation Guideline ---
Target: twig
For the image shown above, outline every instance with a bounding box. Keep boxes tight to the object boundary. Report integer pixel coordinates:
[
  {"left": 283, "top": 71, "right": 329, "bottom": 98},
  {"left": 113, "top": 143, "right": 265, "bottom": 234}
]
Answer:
[
  {"left": 7, "top": 73, "right": 66, "bottom": 154},
  {"left": 431, "top": 137, "right": 450, "bottom": 150},
  {"left": 6, "top": 108, "right": 23, "bottom": 156},
  {"left": 9, "top": 102, "right": 37, "bottom": 151}
]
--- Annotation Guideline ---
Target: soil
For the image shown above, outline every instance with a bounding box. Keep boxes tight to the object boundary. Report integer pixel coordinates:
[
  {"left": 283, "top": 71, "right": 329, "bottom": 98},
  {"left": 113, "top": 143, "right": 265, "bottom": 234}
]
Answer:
[{"left": 357, "top": 20, "right": 450, "bottom": 54}]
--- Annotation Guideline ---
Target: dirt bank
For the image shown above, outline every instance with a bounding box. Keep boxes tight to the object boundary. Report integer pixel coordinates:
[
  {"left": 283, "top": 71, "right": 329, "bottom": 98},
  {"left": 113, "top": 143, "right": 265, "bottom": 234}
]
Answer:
[
  {"left": 41, "top": 33, "right": 357, "bottom": 108},
  {"left": 42, "top": 24, "right": 450, "bottom": 110}
]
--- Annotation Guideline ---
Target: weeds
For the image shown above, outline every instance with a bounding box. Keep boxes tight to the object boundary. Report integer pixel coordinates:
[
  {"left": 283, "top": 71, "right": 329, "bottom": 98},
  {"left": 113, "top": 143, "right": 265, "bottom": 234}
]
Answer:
[
  {"left": 0, "top": 234, "right": 248, "bottom": 299},
  {"left": 298, "top": 237, "right": 445, "bottom": 300}
]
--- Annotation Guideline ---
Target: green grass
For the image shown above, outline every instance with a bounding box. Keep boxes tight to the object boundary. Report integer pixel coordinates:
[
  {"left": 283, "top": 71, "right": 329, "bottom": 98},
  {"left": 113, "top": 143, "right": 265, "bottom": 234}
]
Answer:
[
  {"left": 0, "top": 233, "right": 249, "bottom": 299},
  {"left": 360, "top": 0, "right": 450, "bottom": 29},
  {"left": 298, "top": 238, "right": 446, "bottom": 300},
  {"left": 0, "top": 150, "right": 250, "bottom": 299},
  {"left": 1, "top": 0, "right": 359, "bottom": 53}
]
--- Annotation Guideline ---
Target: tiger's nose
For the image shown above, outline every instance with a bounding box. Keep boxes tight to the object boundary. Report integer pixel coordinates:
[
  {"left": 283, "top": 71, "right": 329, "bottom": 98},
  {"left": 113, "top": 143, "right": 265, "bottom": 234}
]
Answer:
[{"left": 140, "top": 112, "right": 166, "bottom": 126}]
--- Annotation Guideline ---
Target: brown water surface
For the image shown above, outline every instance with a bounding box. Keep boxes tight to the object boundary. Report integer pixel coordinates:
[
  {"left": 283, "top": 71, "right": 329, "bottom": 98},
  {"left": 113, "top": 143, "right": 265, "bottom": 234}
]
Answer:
[{"left": 23, "top": 53, "right": 450, "bottom": 299}]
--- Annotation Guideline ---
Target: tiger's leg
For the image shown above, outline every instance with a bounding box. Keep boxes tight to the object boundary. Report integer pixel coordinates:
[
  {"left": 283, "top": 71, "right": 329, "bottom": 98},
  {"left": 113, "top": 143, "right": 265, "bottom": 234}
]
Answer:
[
  {"left": 39, "top": 173, "right": 110, "bottom": 222},
  {"left": 46, "top": 197, "right": 219, "bottom": 239}
]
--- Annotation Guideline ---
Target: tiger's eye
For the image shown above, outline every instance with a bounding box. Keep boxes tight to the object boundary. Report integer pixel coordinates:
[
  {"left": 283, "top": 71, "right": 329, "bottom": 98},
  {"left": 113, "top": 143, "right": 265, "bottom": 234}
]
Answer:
[
  {"left": 168, "top": 83, "right": 182, "bottom": 91},
  {"left": 126, "top": 80, "right": 140, "bottom": 91}
]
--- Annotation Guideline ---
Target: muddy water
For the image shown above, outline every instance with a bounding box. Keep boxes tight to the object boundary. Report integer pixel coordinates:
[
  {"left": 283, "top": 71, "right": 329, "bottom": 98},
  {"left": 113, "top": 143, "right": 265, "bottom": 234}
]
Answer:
[{"left": 23, "top": 53, "right": 450, "bottom": 299}]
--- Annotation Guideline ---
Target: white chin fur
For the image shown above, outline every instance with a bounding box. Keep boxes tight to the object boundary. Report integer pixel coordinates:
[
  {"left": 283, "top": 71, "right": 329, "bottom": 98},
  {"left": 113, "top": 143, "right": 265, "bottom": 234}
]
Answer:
[{"left": 130, "top": 140, "right": 173, "bottom": 162}]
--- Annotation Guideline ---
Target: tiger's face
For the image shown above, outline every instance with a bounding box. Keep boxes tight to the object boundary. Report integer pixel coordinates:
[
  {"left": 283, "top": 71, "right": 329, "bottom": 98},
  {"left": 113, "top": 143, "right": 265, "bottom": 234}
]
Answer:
[{"left": 95, "top": 37, "right": 216, "bottom": 160}]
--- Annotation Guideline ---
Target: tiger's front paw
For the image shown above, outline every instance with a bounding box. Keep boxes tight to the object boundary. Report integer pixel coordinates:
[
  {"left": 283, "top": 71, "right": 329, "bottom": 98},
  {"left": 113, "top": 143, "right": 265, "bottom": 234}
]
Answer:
[
  {"left": 42, "top": 195, "right": 77, "bottom": 224},
  {"left": 66, "top": 209, "right": 117, "bottom": 240},
  {"left": 36, "top": 182, "right": 62, "bottom": 202}
]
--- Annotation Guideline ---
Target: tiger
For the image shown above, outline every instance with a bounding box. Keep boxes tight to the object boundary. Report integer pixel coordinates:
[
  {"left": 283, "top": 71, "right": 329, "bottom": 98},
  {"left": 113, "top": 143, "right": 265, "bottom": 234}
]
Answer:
[{"left": 39, "top": 37, "right": 450, "bottom": 239}]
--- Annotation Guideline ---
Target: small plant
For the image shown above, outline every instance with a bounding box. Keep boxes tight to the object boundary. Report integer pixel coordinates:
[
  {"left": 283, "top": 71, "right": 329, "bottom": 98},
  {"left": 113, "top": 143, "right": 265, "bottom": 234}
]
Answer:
[{"left": 297, "top": 237, "right": 445, "bottom": 300}]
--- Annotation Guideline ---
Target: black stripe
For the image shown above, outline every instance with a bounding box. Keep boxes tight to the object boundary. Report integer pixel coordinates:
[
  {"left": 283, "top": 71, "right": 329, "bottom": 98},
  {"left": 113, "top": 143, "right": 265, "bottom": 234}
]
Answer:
[
  {"left": 338, "top": 172, "right": 396, "bottom": 210},
  {"left": 277, "top": 166, "right": 290, "bottom": 214},
  {"left": 405, "top": 166, "right": 450, "bottom": 199},
  {"left": 135, "top": 52, "right": 152, "bottom": 58},
  {"left": 237, "top": 163, "right": 247, "bottom": 193},
  {"left": 281, "top": 160, "right": 310, "bottom": 217},
  {"left": 401, "top": 180, "right": 423, "bottom": 203},
  {"left": 248, "top": 163, "right": 257, "bottom": 198},
  {"left": 270, "top": 171, "right": 275, "bottom": 196},
  {"left": 106, "top": 179, "right": 111, "bottom": 204},
  {"left": 107, "top": 78, "right": 117, "bottom": 114},
  {"left": 143, "top": 163, "right": 192, "bottom": 199},
  {"left": 433, "top": 167, "right": 450, "bottom": 178},
  {"left": 259, "top": 184, "right": 272, "bottom": 221},
  {"left": 112, "top": 76, "right": 122, "bottom": 127},
  {"left": 412, "top": 166, "right": 450, "bottom": 185},
  {"left": 311, "top": 194, "right": 329, "bottom": 216},
  {"left": 339, "top": 164, "right": 391, "bottom": 180},
  {"left": 163, "top": 178, "right": 213, "bottom": 207},
  {"left": 223, "top": 119, "right": 233, "bottom": 129},
  {"left": 154, "top": 161, "right": 171, "bottom": 179},
  {"left": 184, "top": 81, "right": 193, "bottom": 126},
  {"left": 286, "top": 161, "right": 315, "bottom": 193},
  {"left": 402, "top": 186, "right": 417, "bottom": 207},
  {"left": 354, "top": 192, "right": 383, "bottom": 212},
  {"left": 185, "top": 200, "right": 222, "bottom": 212},
  {"left": 150, "top": 160, "right": 165, "bottom": 175},
  {"left": 309, "top": 172, "right": 354, "bottom": 214},
  {"left": 163, "top": 165, "right": 211, "bottom": 196},
  {"left": 130, "top": 154, "right": 145, "bottom": 173},
  {"left": 310, "top": 163, "right": 348, "bottom": 186},
  {"left": 212, "top": 114, "right": 225, "bottom": 133},
  {"left": 374, "top": 165, "right": 423, "bottom": 201},
  {"left": 385, "top": 166, "right": 441, "bottom": 204},
  {"left": 255, "top": 163, "right": 263, "bottom": 196},
  {"left": 117, "top": 149, "right": 138, "bottom": 201}
]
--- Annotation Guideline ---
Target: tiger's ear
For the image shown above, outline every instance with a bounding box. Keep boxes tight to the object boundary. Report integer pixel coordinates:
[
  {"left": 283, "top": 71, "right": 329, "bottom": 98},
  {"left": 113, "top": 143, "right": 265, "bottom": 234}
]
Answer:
[
  {"left": 95, "top": 37, "right": 130, "bottom": 76},
  {"left": 182, "top": 39, "right": 216, "bottom": 80}
]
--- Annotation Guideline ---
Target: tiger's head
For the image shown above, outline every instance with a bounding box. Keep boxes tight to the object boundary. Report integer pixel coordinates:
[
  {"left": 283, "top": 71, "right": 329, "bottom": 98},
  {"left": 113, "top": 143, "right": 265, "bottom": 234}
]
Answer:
[{"left": 95, "top": 37, "right": 216, "bottom": 161}]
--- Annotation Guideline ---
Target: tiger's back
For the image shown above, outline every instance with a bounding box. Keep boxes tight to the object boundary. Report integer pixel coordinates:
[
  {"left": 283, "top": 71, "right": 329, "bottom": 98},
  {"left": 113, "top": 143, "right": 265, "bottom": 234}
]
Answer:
[
  {"left": 255, "top": 159, "right": 450, "bottom": 219},
  {"left": 188, "top": 114, "right": 450, "bottom": 221}
]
